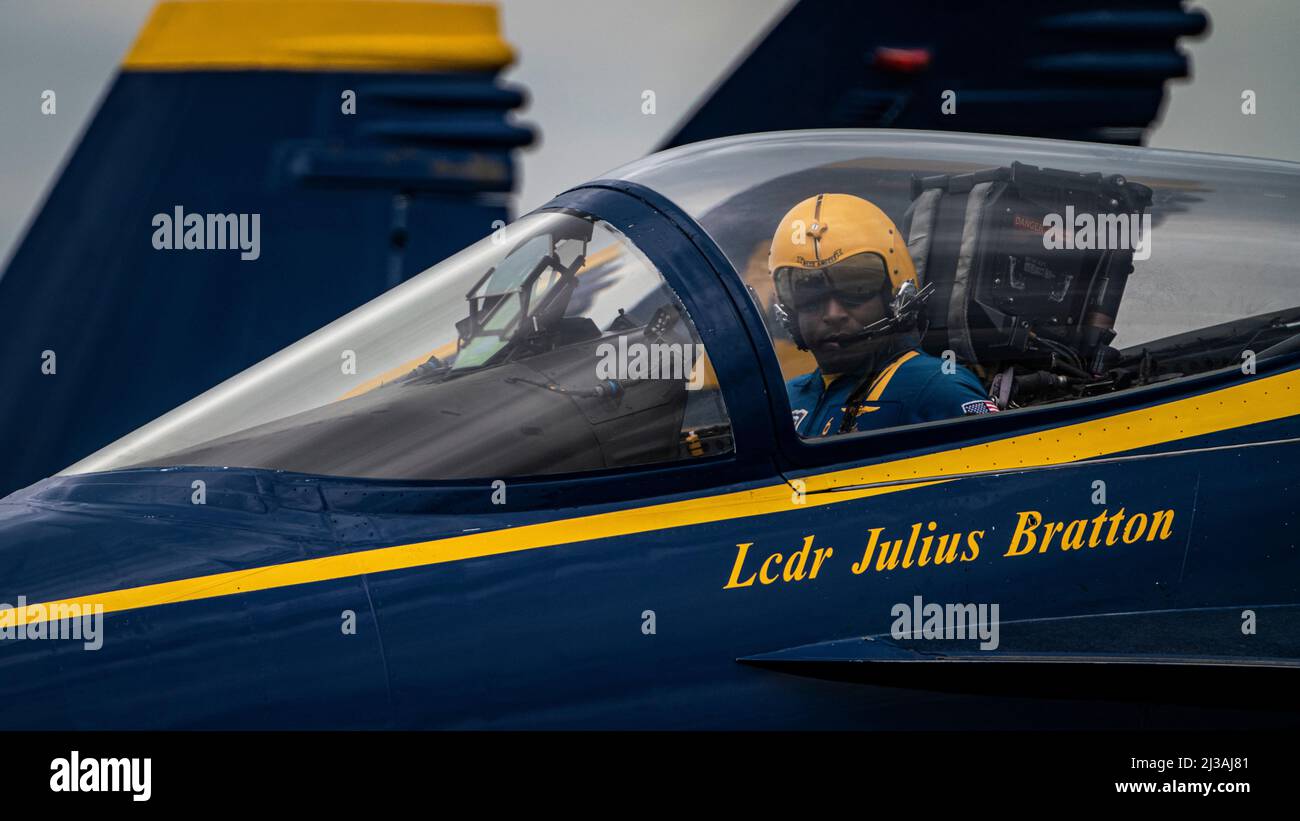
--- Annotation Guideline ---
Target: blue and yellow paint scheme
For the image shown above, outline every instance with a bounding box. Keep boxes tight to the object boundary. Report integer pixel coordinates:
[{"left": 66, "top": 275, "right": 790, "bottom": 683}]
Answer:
[
  {"left": 1, "top": 145, "right": 1298, "bottom": 729},
  {"left": 0, "top": 0, "right": 534, "bottom": 499}
]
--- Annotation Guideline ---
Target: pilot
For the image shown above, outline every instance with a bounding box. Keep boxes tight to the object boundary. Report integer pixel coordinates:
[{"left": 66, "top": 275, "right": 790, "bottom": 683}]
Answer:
[{"left": 769, "top": 193, "right": 996, "bottom": 437}]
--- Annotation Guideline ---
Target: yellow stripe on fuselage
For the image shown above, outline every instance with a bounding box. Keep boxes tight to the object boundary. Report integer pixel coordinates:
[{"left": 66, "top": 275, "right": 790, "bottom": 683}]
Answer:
[
  {"left": 3, "top": 367, "right": 1298, "bottom": 626},
  {"left": 805, "top": 365, "right": 1299, "bottom": 492},
  {"left": 2, "top": 477, "right": 944, "bottom": 628}
]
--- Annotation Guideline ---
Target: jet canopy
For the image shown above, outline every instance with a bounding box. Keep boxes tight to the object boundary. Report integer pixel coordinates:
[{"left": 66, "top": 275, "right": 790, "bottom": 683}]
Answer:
[
  {"left": 607, "top": 130, "right": 1300, "bottom": 413},
  {"left": 64, "top": 130, "right": 1300, "bottom": 479},
  {"left": 65, "top": 211, "right": 730, "bottom": 480}
]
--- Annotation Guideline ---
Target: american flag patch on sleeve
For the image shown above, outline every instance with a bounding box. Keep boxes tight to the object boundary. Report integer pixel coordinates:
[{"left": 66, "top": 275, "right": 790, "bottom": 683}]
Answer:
[{"left": 961, "top": 399, "right": 1000, "bottom": 415}]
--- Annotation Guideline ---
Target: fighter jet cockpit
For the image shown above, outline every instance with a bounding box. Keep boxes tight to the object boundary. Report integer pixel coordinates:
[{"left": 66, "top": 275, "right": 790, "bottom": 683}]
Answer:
[
  {"left": 62, "top": 130, "right": 1300, "bottom": 482},
  {"left": 64, "top": 212, "right": 733, "bottom": 480},
  {"left": 611, "top": 130, "right": 1300, "bottom": 439}
]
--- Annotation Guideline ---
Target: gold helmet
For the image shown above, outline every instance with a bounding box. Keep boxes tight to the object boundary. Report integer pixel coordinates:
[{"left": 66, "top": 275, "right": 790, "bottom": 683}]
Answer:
[{"left": 768, "top": 193, "right": 929, "bottom": 349}]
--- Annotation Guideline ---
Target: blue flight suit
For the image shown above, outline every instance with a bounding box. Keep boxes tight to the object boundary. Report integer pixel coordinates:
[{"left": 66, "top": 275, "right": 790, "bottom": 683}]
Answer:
[{"left": 787, "top": 348, "right": 996, "bottom": 437}]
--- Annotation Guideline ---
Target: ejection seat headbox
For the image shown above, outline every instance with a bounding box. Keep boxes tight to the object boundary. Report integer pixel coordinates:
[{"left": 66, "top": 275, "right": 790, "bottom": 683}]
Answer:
[
  {"left": 899, "top": 163, "right": 1154, "bottom": 387},
  {"left": 901, "top": 162, "right": 1153, "bottom": 391}
]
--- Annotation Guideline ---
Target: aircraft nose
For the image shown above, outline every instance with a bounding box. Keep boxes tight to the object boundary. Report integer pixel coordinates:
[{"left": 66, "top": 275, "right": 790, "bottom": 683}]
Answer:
[{"left": 0, "top": 468, "right": 372, "bottom": 729}]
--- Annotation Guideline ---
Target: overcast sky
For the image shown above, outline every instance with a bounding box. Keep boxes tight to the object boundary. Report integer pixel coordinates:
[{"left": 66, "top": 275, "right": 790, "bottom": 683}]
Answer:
[{"left": 0, "top": 0, "right": 1296, "bottom": 267}]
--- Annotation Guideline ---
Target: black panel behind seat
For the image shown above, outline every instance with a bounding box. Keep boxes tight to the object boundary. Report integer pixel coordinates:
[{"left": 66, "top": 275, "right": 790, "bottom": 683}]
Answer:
[{"left": 901, "top": 162, "right": 1153, "bottom": 381}]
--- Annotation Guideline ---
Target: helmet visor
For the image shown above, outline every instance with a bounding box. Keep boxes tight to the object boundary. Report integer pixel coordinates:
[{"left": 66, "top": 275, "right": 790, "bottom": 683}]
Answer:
[{"left": 774, "top": 252, "right": 889, "bottom": 312}]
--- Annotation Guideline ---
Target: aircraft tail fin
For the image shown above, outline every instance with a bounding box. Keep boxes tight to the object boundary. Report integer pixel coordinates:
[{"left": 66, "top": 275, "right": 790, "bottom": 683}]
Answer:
[
  {"left": 0, "top": 0, "right": 535, "bottom": 496},
  {"left": 663, "top": 0, "right": 1209, "bottom": 149}
]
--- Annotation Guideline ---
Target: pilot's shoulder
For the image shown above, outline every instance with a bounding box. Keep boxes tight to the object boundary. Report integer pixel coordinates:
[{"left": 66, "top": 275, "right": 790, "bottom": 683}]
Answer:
[
  {"left": 888, "top": 349, "right": 948, "bottom": 386},
  {"left": 891, "top": 350, "right": 984, "bottom": 399},
  {"left": 785, "top": 371, "right": 821, "bottom": 393}
]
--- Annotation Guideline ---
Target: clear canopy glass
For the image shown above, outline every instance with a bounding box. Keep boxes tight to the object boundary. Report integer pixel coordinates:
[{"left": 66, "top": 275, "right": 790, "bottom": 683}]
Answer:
[
  {"left": 64, "top": 130, "right": 1300, "bottom": 476},
  {"left": 609, "top": 130, "right": 1300, "bottom": 351},
  {"left": 65, "top": 212, "right": 730, "bottom": 480}
]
